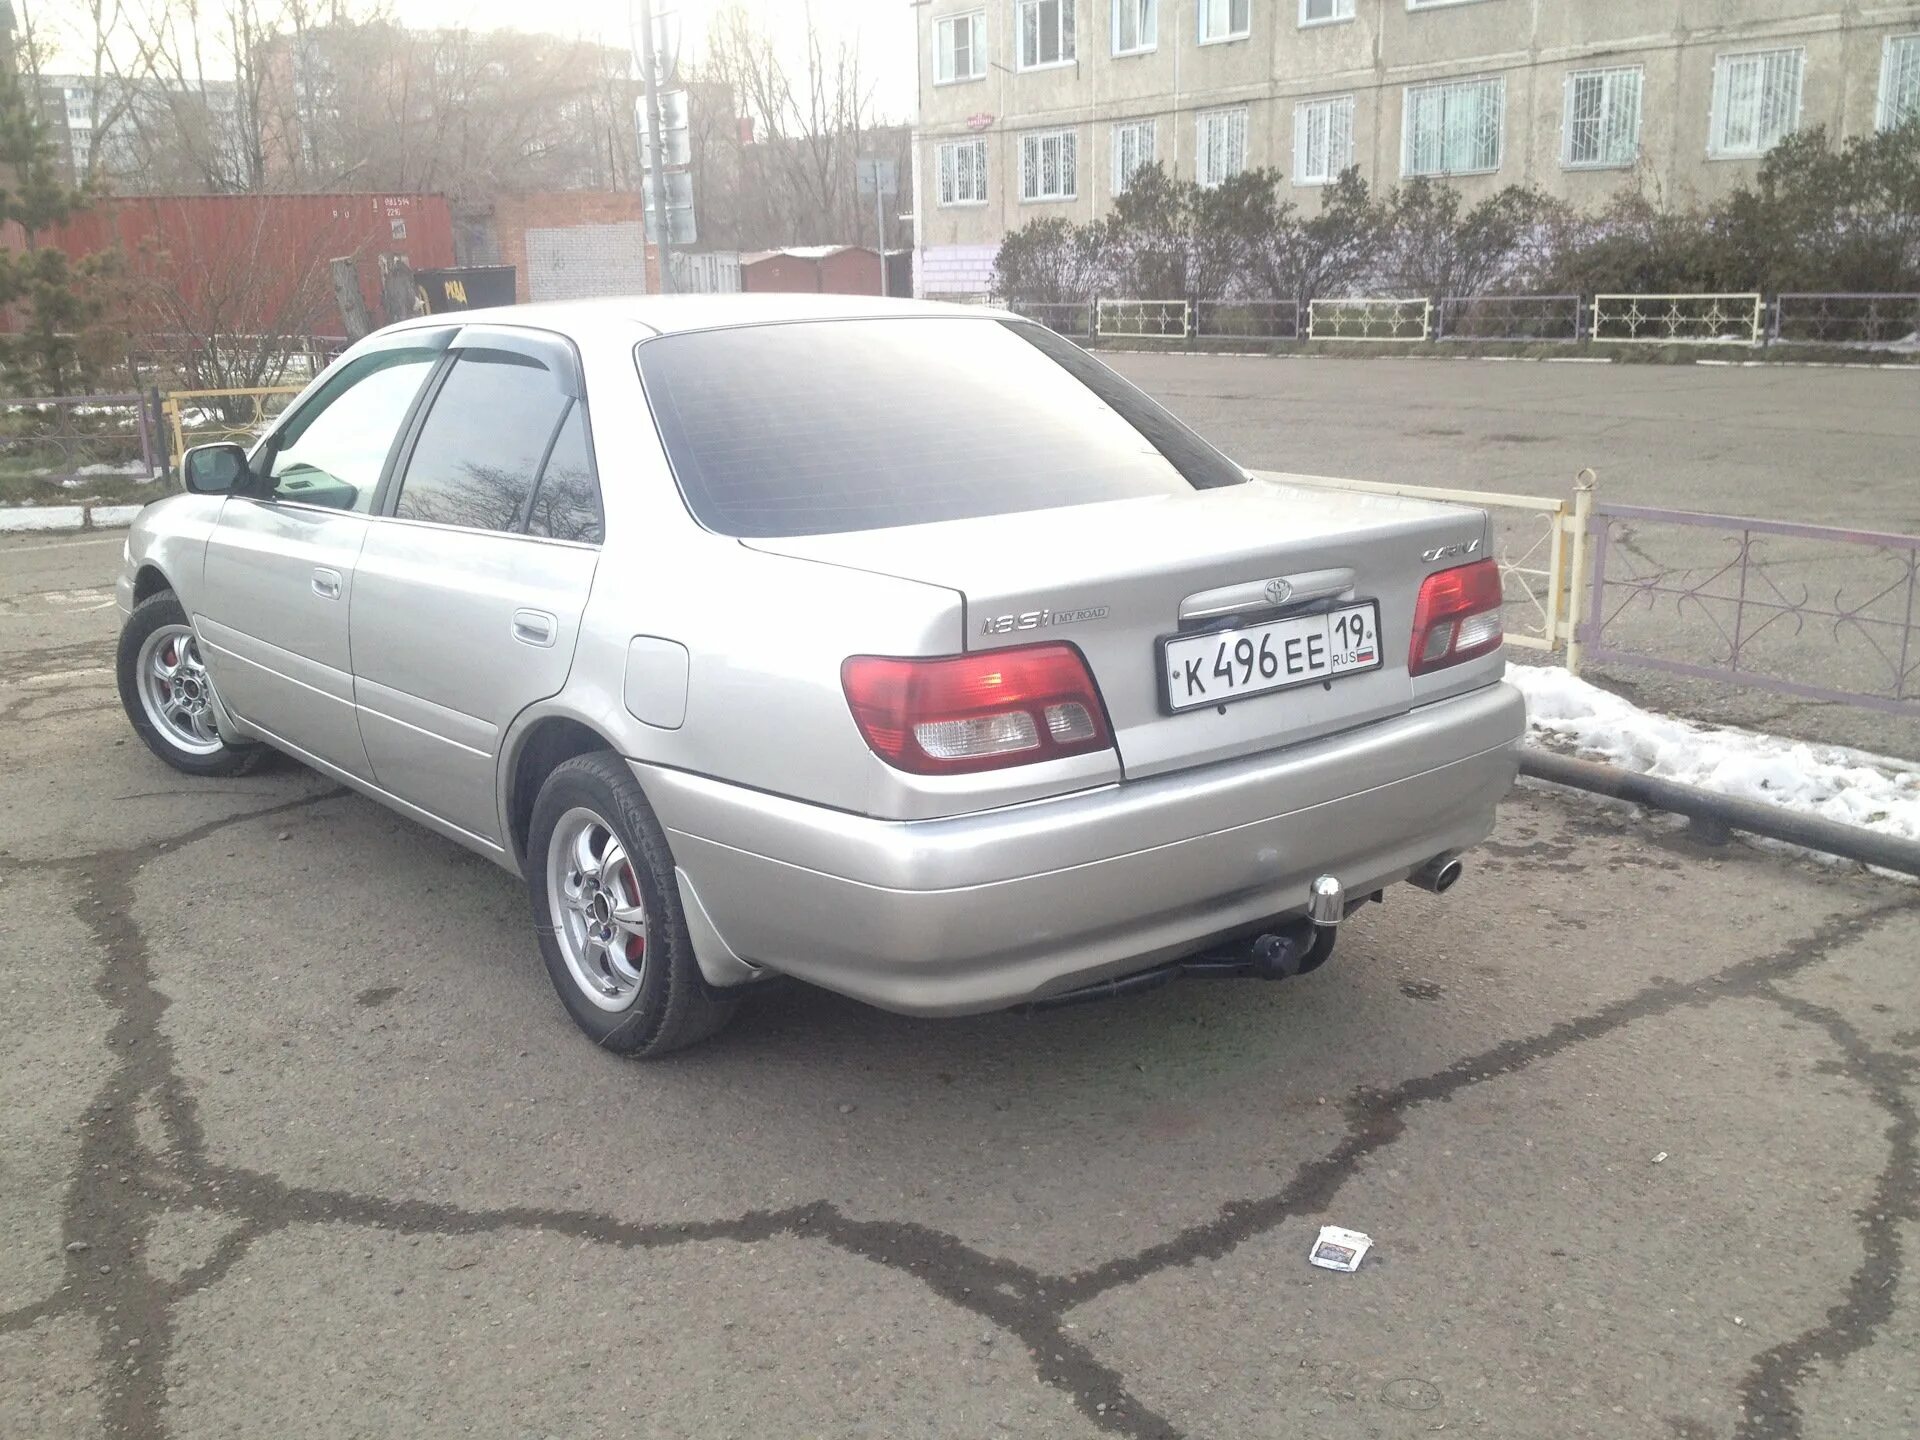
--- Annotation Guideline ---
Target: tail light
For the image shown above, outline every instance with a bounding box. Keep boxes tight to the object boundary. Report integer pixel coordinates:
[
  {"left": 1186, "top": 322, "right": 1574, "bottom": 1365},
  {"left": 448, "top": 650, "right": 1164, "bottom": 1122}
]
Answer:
[
  {"left": 1408, "top": 558, "right": 1504, "bottom": 675},
  {"left": 841, "top": 644, "right": 1114, "bottom": 775}
]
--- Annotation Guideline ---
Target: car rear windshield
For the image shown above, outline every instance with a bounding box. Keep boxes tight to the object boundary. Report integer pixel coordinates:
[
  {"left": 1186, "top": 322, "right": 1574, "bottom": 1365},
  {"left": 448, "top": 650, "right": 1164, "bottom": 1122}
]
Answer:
[{"left": 634, "top": 317, "right": 1246, "bottom": 538}]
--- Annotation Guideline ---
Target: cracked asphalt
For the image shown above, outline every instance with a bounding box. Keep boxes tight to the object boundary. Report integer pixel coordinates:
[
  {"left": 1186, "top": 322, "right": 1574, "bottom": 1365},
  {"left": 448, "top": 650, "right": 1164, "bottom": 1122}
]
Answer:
[{"left": 2, "top": 528, "right": 1917, "bottom": 1440}]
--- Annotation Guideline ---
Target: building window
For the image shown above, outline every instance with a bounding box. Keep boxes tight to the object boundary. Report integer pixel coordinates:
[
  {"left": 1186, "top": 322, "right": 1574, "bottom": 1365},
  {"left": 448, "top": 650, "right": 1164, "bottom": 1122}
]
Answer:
[
  {"left": 1112, "top": 118, "right": 1157, "bottom": 192},
  {"left": 1021, "top": 127, "right": 1078, "bottom": 200},
  {"left": 1407, "top": 0, "right": 1489, "bottom": 9},
  {"left": 1112, "top": 0, "right": 1155, "bottom": 55},
  {"left": 1402, "top": 76, "right": 1503, "bottom": 176},
  {"left": 1709, "top": 48, "right": 1804, "bottom": 158},
  {"left": 1879, "top": 34, "right": 1920, "bottom": 131},
  {"left": 1300, "top": 0, "right": 1353, "bottom": 24},
  {"left": 1196, "top": 0, "right": 1250, "bottom": 44},
  {"left": 1294, "top": 95, "right": 1355, "bottom": 184},
  {"left": 1196, "top": 106, "right": 1248, "bottom": 186},
  {"left": 938, "top": 138, "right": 989, "bottom": 205},
  {"left": 934, "top": 12, "right": 987, "bottom": 83},
  {"left": 1016, "top": 0, "right": 1076, "bottom": 69},
  {"left": 1563, "top": 66, "right": 1643, "bottom": 168}
]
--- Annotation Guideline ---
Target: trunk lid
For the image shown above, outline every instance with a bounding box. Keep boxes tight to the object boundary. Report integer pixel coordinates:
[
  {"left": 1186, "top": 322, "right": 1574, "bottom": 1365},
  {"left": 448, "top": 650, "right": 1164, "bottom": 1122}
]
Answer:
[{"left": 746, "top": 476, "right": 1489, "bottom": 779}]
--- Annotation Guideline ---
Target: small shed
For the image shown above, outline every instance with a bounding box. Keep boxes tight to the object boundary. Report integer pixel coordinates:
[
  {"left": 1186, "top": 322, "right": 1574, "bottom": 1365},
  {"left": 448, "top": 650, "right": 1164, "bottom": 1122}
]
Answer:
[{"left": 739, "top": 245, "right": 903, "bottom": 297}]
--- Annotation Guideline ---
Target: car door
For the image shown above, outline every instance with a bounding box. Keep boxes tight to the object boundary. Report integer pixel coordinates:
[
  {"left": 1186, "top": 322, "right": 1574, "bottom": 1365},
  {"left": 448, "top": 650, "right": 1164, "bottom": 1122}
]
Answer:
[
  {"left": 196, "top": 329, "right": 451, "bottom": 781},
  {"left": 348, "top": 326, "right": 602, "bottom": 848}
]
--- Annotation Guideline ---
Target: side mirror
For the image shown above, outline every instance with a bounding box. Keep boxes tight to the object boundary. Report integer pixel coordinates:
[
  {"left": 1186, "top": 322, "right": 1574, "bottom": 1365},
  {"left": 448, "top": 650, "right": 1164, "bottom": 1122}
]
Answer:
[{"left": 181, "top": 442, "right": 251, "bottom": 496}]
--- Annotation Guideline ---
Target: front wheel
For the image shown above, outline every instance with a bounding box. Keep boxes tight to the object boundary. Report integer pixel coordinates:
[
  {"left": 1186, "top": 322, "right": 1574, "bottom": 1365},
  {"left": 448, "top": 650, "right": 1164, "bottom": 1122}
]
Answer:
[
  {"left": 527, "top": 751, "right": 738, "bottom": 1056},
  {"left": 116, "top": 591, "right": 264, "bottom": 777}
]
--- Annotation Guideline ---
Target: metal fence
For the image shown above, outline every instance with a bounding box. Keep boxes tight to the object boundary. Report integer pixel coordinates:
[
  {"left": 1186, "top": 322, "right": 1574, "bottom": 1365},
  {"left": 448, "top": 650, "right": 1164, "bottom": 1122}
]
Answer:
[
  {"left": 1193, "top": 299, "right": 1300, "bottom": 341},
  {"left": 1096, "top": 298, "right": 1190, "bottom": 339},
  {"left": 1772, "top": 293, "right": 1920, "bottom": 348},
  {"left": 1582, "top": 505, "right": 1920, "bottom": 716},
  {"left": 0, "top": 392, "right": 162, "bottom": 494},
  {"left": 161, "top": 386, "right": 306, "bottom": 467},
  {"left": 1012, "top": 301, "right": 1096, "bottom": 339},
  {"left": 1438, "top": 294, "right": 1584, "bottom": 343},
  {"left": 1591, "top": 293, "right": 1767, "bottom": 346},
  {"left": 1307, "top": 297, "right": 1432, "bottom": 342}
]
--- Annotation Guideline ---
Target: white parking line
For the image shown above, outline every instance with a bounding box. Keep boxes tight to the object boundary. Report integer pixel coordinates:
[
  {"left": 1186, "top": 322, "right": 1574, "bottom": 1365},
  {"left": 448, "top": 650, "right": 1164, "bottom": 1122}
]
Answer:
[
  {"left": 2, "top": 534, "right": 126, "bottom": 552},
  {"left": 20, "top": 667, "right": 114, "bottom": 687}
]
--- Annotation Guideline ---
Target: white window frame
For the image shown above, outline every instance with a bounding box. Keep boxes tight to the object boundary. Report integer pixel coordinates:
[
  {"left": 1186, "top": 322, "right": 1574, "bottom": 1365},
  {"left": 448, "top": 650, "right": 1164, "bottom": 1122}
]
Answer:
[
  {"left": 1293, "top": 94, "right": 1355, "bottom": 184},
  {"left": 1562, "top": 65, "right": 1643, "bottom": 170},
  {"left": 1111, "top": 0, "right": 1156, "bottom": 55},
  {"left": 1708, "top": 47, "right": 1805, "bottom": 160},
  {"left": 937, "top": 137, "right": 989, "bottom": 206},
  {"left": 1016, "top": 0, "right": 1077, "bottom": 71},
  {"left": 1406, "top": 0, "right": 1492, "bottom": 9},
  {"left": 1195, "top": 105, "right": 1249, "bottom": 187},
  {"left": 1401, "top": 75, "right": 1504, "bottom": 177},
  {"left": 1111, "top": 117, "right": 1157, "bottom": 193},
  {"left": 1878, "top": 33, "right": 1920, "bottom": 132},
  {"left": 1299, "top": 0, "right": 1353, "bottom": 26},
  {"left": 933, "top": 11, "right": 988, "bottom": 84},
  {"left": 1196, "top": 0, "right": 1250, "bottom": 45},
  {"left": 1020, "top": 127, "right": 1079, "bottom": 201}
]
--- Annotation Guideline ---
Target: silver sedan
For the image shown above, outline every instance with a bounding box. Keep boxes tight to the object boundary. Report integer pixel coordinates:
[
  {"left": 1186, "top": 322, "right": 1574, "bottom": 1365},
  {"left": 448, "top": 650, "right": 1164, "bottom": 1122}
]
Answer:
[{"left": 115, "top": 295, "right": 1523, "bottom": 1054}]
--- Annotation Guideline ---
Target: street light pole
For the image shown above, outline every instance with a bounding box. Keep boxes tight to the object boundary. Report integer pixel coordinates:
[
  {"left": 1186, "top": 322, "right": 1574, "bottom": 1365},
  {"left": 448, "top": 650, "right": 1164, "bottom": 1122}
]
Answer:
[{"left": 636, "top": 0, "right": 675, "bottom": 294}]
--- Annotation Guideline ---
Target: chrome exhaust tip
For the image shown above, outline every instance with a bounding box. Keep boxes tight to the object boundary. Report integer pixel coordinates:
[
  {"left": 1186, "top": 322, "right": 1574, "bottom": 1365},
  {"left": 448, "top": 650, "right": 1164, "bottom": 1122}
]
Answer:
[
  {"left": 1307, "top": 874, "right": 1345, "bottom": 927},
  {"left": 1408, "top": 854, "right": 1464, "bottom": 894}
]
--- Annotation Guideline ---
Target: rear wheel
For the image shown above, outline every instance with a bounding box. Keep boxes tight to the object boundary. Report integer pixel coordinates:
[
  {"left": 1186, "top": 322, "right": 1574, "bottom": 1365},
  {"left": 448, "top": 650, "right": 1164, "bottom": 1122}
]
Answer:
[
  {"left": 527, "top": 751, "right": 737, "bottom": 1056},
  {"left": 116, "top": 591, "right": 264, "bottom": 777}
]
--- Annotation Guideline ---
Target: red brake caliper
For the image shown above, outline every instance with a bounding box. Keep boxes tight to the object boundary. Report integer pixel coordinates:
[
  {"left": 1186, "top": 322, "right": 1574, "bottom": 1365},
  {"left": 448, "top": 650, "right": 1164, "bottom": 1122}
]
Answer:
[{"left": 622, "top": 863, "right": 645, "bottom": 962}]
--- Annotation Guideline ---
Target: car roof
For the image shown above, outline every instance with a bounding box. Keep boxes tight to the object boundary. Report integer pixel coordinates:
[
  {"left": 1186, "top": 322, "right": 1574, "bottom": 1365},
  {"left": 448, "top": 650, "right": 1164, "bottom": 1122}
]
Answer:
[{"left": 385, "top": 292, "right": 1015, "bottom": 341}]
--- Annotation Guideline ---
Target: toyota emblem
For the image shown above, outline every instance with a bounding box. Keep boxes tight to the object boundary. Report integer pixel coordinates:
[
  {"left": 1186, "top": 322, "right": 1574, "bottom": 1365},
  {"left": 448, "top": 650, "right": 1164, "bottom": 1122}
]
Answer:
[{"left": 1264, "top": 577, "right": 1293, "bottom": 606}]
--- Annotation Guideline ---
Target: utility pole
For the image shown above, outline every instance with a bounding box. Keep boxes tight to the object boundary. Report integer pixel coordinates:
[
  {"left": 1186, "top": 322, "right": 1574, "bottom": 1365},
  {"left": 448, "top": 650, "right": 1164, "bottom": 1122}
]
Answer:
[
  {"left": 636, "top": 0, "right": 675, "bottom": 293},
  {"left": 873, "top": 180, "right": 888, "bottom": 298}
]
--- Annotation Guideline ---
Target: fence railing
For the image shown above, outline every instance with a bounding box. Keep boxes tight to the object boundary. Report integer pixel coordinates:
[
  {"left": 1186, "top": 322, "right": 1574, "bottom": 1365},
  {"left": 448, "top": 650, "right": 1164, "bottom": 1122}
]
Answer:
[
  {"left": 1772, "top": 293, "right": 1920, "bottom": 347},
  {"left": 1308, "top": 297, "right": 1432, "bottom": 342},
  {"left": 1012, "top": 301, "right": 1096, "bottom": 339},
  {"left": 1, "top": 392, "right": 162, "bottom": 495},
  {"left": 1194, "top": 299, "right": 1300, "bottom": 341},
  {"left": 1438, "top": 294, "right": 1584, "bottom": 343},
  {"left": 1591, "top": 293, "right": 1767, "bottom": 346},
  {"left": 161, "top": 386, "right": 307, "bottom": 467},
  {"left": 1096, "top": 298, "right": 1190, "bottom": 339}
]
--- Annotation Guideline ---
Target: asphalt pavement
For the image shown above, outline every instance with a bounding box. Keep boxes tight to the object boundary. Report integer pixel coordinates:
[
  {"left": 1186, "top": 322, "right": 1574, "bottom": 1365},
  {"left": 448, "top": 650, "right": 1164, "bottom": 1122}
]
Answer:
[{"left": 2, "top": 528, "right": 1917, "bottom": 1440}]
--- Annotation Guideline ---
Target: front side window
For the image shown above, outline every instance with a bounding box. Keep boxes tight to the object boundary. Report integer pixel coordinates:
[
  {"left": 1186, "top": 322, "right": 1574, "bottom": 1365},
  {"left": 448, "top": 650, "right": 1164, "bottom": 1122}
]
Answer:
[
  {"left": 1877, "top": 34, "right": 1920, "bottom": 131},
  {"left": 1294, "top": 95, "right": 1355, "bottom": 183},
  {"left": 1300, "top": 0, "right": 1353, "bottom": 23},
  {"left": 1403, "top": 76, "right": 1503, "bottom": 176},
  {"left": 1564, "top": 66, "right": 1643, "bottom": 168},
  {"left": 938, "top": 137, "right": 989, "bottom": 205},
  {"left": 264, "top": 346, "right": 440, "bottom": 512},
  {"left": 1196, "top": 106, "right": 1248, "bottom": 187},
  {"left": 935, "top": 11, "right": 986, "bottom": 83},
  {"left": 391, "top": 350, "right": 571, "bottom": 533},
  {"left": 1016, "top": 0, "right": 1075, "bottom": 69},
  {"left": 1021, "top": 127, "right": 1078, "bottom": 200},
  {"left": 1197, "top": 0, "right": 1250, "bottom": 43},
  {"left": 1112, "top": 0, "right": 1155, "bottom": 54},
  {"left": 1112, "top": 118, "right": 1157, "bottom": 193},
  {"left": 634, "top": 318, "right": 1243, "bottom": 539},
  {"left": 1710, "top": 48, "right": 1804, "bottom": 158}
]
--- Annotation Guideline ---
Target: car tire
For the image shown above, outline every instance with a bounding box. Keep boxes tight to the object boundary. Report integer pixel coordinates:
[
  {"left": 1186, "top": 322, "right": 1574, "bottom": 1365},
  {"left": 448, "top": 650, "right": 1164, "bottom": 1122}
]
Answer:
[
  {"left": 527, "top": 751, "right": 738, "bottom": 1056},
  {"left": 116, "top": 590, "right": 266, "bottom": 778}
]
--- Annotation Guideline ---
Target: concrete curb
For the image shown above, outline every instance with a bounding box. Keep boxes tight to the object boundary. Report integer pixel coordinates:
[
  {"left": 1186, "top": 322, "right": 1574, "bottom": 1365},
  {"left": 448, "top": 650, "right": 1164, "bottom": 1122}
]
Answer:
[{"left": 0, "top": 501, "right": 147, "bottom": 534}]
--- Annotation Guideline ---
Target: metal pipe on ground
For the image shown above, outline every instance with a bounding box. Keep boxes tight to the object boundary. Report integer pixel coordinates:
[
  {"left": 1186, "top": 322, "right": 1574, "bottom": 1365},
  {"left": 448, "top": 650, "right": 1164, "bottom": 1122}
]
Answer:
[{"left": 1519, "top": 748, "right": 1920, "bottom": 879}]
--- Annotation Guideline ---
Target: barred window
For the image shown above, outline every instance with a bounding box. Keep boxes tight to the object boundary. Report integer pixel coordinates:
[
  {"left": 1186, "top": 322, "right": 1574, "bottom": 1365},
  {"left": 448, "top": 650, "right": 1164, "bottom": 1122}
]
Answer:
[
  {"left": 1021, "top": 128, "right": 1078, "bottom": 201},
  {"left": 934, "top": 12, "right": 986, "bottom": 83},
  {"left": 1197, "top": 0, "right": 1249, "bottom": 43},
  {"left": 1017, "top": 0, "right": 1075, "bottom": 69},
  {"left": 1709, "top": 48, "right": 1804, "bottom": 158},
  {"left": 938, "top": 138, "right": 989, "bottom": 206},
  {"left": 1196, "top": 106, "right": 1248, "bottom": 187},
  {"left": 1403, "top": 76, "right": 1503, "bottom": 177},
  {"left": 1294, "top": 95, "right": 1354, "bottom": 184},
  {"left": 1111, "top": 118, "right": 1156, "bottom": 193},
  {"left": 1564, "top": 66, "right": 1643, "bottom": 168},
  {"left": 1112, "top": 0, "right": 1155, "bottom": 54},
  {"left": 1879, "top": 34, "right": 1920, "bottom": 131},
  {"left": 1300, "top": 0, "right": 1353, "bottom": 24}
]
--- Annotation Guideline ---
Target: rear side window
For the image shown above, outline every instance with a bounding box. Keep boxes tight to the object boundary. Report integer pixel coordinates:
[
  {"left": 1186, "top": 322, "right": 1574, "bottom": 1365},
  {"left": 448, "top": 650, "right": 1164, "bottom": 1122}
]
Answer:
[
  {"left": 525, "top": 405, "right": 604, "bottom": 544},
  {"left": 634, "top": 317, "right": 1245, "bottom": 538},
  {"left": 393, "top": 350, "right": 571, "bottom": 533}
]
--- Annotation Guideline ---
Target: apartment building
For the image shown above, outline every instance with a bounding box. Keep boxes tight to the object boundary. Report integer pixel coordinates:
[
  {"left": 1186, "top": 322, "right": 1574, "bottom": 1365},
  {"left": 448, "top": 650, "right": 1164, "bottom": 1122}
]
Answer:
[{"left": 911, "top": 0, "right": 1920, "bottom": 295}]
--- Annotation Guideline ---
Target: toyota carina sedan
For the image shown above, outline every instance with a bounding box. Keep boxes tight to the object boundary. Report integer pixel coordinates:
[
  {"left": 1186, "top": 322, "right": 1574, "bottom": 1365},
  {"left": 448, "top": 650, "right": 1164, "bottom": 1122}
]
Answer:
[{"left": 116, "top": 295, "right": 1523, "bottom": 1055}]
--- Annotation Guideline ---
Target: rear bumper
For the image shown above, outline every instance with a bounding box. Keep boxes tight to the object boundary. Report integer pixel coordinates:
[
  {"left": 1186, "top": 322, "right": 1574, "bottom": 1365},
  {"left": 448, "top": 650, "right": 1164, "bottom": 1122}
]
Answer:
[{"left": 636, "top": 681, "right": 1525, "bottom": 1016}]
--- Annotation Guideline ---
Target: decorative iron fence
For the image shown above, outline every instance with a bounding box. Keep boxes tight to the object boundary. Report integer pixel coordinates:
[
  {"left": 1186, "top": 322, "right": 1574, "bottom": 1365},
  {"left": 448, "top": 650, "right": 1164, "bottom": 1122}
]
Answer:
[
  {"left": 1193, "top": 299, "right": 1301, "bottom": 341},
  {"left": 0, "top": 393, "right": 162, "bottom": 498},
  {"left": 1437, "top": 294, "right": 1584, "bottom": 343},
  {"left": 1096, "top": 298, "right": 1190, "bottom": 339},
  {"left": 1582, "top": 505, "right": 1920, "bottom": 716},
  {"left": 1012, "top": 301, "right": 1096, "bottom": 339},
  {"left": 1307, "top": 298, "right": 1432, "bottom": 342},
  {"left": 161, "top": 386, "right": 306, "bottom": 468},
  {"left": 1590, "top": 293, "right": 1766, "bottom": 345},
  {"left": 1771, "top": 293, "right": 1920, "bottom": 348}
]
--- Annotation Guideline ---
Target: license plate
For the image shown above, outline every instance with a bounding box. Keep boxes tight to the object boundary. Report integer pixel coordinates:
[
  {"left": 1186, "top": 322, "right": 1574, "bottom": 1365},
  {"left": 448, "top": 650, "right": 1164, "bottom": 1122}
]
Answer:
[{"left": 1160, "top": 602, "right": 1381, "bottom": 713}]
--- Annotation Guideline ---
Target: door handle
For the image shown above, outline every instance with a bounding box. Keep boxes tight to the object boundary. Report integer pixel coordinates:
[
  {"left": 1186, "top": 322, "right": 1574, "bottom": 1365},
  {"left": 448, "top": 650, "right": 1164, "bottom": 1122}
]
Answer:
[
  {"left": 312, "top": 567, "right": 342, "bottom": 600},
  {"left": 512, "top": 609, "right": 558, "bottom": 647}
]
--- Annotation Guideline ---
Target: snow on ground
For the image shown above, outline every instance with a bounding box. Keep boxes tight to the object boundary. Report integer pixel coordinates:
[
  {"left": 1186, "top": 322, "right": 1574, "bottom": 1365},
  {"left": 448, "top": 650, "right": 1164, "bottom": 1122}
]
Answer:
[{"left": 1508, "top": 663, "right": 1920, "bottom": 847}]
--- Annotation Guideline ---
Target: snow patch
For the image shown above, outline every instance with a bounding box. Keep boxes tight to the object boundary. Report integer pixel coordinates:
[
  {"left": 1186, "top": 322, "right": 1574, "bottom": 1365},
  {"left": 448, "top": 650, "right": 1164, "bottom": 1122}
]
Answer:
[{"left": 1509, "top": 664, "right": 1920, "bottom": 848}]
